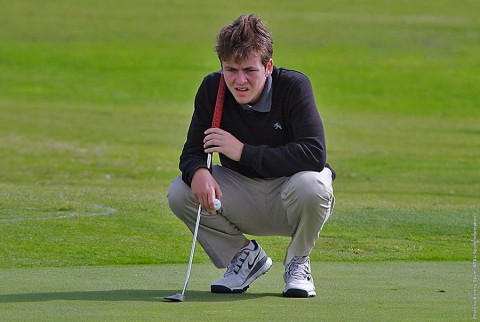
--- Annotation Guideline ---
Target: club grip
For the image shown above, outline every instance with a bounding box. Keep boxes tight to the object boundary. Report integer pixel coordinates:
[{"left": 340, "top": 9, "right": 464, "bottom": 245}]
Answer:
[{"left": 211, "top": 74, "right": 226, "bottom": 128}]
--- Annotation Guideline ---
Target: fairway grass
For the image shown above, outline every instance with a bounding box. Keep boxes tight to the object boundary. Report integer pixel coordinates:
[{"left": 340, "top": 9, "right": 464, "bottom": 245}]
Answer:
[
  {"left": 0, "top": 101, "right": 475, "bottom": 266},
  {"left": 1, "top": 0, "right": 478, "bottom": 267},
  {"left": 1, "top": 1, "right": 479, "bottom": 320},
  {"left": 0, "top": 262, "right": 472, "bottom": 321}
]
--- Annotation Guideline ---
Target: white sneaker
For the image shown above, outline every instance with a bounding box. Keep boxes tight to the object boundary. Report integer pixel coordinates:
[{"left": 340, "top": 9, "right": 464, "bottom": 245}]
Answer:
[
  {"left": 283, "top": 256, "right": 316, "bottom": 298},
  {"left": 211, "top": 240, "right": 272, "bottom": 293}
]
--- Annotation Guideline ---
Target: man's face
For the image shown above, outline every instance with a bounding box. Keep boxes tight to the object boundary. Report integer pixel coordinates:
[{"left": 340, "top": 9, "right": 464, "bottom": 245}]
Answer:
[{"left": 222, "top": 53, "right": 273, "bottom": 105}]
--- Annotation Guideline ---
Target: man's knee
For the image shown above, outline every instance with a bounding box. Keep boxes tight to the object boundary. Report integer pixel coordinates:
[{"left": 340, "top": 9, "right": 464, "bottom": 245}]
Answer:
[
  {"left": 282, "top": 169, "right": 333, "bottom": 207},
  {"left": 167, "top": 176, "right": 194, "bottom": 219}
]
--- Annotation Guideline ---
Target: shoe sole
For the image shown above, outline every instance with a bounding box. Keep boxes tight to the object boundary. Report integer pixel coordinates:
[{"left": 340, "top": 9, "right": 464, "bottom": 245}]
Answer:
[
  {"left": 211, "top": 256, "right": 273, "bottom": 294},
  {"left": 282, "top": 288, "right": 316, "bottom": 298}
]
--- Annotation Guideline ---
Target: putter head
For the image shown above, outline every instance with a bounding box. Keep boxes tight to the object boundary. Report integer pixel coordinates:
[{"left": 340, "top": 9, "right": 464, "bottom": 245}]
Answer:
[{"left": 164, "top": 293, "right": 185, "bottom": 302}]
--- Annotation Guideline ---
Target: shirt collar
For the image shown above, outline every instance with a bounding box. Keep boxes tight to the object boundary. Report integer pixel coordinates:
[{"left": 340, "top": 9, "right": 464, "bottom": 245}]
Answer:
[{"left": 240, "top": 75, "right": 272, "bottom": 113}]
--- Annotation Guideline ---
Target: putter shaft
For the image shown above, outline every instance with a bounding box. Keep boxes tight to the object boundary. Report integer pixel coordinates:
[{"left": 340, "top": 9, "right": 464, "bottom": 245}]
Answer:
[{"left": 181, "top": 203, "right": 202, "bottom": 296}]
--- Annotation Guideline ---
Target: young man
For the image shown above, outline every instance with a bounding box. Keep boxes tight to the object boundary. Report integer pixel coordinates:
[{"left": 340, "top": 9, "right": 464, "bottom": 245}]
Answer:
[{"left": 168, "top": 14, "right": 335, "bottom": 298}]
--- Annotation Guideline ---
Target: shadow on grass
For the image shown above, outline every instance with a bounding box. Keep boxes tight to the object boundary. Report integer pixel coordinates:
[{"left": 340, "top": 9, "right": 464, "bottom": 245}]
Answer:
[{"left": 0, "top": 289, "right": 281, "bottom": 303}]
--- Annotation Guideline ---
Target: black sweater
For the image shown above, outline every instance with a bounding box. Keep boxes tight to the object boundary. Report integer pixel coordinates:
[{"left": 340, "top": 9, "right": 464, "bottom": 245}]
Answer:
[{"left": 180, "top": 67, "right": 335, "bottom": 185}]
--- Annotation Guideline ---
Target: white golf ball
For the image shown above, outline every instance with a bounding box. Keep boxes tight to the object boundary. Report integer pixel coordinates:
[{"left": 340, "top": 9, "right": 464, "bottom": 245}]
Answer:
[{"left": 214, "top": 199, "right": 222, "bottom": 211}]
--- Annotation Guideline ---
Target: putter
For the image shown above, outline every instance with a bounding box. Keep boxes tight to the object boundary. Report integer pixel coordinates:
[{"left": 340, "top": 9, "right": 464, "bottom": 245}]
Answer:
[
  {"left": 164, "top": 203, "right": 202, "bottom": 302},
  {"left": 164, "top": 155, "right": 212, "bottom": 302},
  {"left": 164, "top": 75, "right": 225, "bottom": 303}
]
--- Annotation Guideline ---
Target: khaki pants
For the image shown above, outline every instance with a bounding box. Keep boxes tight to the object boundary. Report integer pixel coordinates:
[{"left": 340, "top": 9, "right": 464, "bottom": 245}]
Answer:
[{"left": 167, "top": 165, "right": 335, "bottom": 268}]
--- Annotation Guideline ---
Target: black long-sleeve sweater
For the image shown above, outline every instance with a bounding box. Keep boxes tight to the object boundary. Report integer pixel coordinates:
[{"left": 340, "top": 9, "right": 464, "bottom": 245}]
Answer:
[{"left": 180, "top": 67, "right": 335, "bottom": 185}]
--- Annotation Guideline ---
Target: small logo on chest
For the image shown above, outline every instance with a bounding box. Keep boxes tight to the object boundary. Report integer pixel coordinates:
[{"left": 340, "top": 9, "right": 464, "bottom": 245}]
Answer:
[{"left": 273, "top": 122, "right": 283, "bottom": 130}]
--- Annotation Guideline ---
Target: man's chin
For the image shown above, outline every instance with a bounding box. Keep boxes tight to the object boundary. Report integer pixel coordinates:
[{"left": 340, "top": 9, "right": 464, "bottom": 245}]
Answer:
[{"left": 234, "top": 97, "right": 251, "bottom": 105}]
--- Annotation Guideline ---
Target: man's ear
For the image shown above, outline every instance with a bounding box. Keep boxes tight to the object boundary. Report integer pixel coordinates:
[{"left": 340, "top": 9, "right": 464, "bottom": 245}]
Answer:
[{"left": 265, "top": 58, "right": 274, "bottom": 77}]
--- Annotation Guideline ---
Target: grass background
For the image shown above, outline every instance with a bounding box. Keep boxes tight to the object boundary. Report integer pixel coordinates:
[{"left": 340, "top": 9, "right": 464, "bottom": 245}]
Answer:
[
  {"left": 0, "top": 262, "right": 471, "bottom": 321},
  {"left": 0, "top": 0, "right": 479, "bottom": 320}
]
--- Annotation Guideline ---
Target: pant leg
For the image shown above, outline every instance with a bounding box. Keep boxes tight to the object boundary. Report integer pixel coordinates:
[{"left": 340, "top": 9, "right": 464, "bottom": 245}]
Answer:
[
  {"left": 280, "top": 168, "right": 335, "bottom": 265},
  {"left": 212, "top": 166, "right": 292, "bottom": 237},
  {"left": 167, "top": 166, "right": 334, "bottom": 268},
  {"left": 167, "top": 175, "right": 246, "bottom": 268}
]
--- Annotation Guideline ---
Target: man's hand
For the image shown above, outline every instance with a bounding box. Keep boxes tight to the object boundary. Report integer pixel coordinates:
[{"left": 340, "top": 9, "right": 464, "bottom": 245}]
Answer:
[
  {"left": 191, "top": 168, "right": 222, "bottom": 215},
  {"left": 203, "top": 128, "right": 244, "bottom": 162}
]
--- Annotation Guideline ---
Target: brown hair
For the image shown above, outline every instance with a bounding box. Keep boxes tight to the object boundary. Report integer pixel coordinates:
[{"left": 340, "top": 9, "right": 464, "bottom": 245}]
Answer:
[{"left": 215, "top": 14, "right": 273, "bottom": 67}]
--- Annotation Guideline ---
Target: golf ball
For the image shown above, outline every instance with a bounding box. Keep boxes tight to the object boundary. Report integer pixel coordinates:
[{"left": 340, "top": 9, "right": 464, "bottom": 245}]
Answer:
[{"left": 214, "top": 199, "right": 222, "bottom": 211}]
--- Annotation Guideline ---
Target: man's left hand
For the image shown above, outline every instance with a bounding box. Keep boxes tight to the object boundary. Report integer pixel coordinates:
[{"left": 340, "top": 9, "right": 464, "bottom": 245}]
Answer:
[{"left": 203, "top": 128, "right": 244, "bottom": 161}]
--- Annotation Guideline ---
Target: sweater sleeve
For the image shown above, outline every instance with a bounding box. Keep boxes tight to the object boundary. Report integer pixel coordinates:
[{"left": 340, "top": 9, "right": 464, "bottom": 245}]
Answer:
[
  {"left": 239, "top": 73, "right": 327, "bottom": 178},
  {"left": 179, "top": 74, "right": 219, "bottom": 185}
]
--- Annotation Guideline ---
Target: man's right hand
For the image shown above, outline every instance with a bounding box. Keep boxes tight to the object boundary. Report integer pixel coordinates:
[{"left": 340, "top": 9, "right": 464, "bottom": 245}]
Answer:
[{"left": 191, "top": 168, "right": 222, "bottom": 215}]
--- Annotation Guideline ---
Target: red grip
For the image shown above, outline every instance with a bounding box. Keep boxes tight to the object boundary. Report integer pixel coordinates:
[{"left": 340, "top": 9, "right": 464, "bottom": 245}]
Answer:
[{"left": 211, "top": 74, "right": 226, "bottom": 128}]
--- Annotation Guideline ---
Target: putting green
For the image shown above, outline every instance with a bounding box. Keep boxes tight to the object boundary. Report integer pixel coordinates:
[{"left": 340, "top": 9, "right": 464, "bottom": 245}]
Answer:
[{"left": 0, "top": 261, "right": 472, "bottom": 321}]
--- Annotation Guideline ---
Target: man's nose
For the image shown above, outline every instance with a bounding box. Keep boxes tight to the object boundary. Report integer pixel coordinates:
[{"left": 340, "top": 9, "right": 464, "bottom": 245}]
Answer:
[{"left": 236, "top": 71, "right": 247, "bottom": 83}]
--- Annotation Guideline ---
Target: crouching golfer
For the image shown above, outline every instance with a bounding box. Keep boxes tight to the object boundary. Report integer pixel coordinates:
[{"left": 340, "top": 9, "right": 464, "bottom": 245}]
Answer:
[{"left": 168, "top": 14, "right": 335, "bottom": 298}]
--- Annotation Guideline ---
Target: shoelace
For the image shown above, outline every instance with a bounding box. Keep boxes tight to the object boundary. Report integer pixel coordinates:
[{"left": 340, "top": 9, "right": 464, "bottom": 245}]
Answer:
[
  {"left": 286, "top": 257, "right": 311, "bottom": 280},
  {"left": 224, "top": 249, "right": 250, "bottom": 277}
]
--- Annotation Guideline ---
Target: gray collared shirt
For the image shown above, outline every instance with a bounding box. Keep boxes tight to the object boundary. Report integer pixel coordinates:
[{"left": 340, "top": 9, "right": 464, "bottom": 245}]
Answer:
[{"left": 240, "top": 75, "right": 272, "bottom": 112}]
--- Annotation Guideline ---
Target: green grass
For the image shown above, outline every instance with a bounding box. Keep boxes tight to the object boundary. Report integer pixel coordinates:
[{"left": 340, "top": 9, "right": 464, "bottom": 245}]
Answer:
[
  {"left": 0, "top": 0, "right": 479, "bottom": 319},
  {"left": 0, "top": 262, "right": 473, "bottom": 321}
]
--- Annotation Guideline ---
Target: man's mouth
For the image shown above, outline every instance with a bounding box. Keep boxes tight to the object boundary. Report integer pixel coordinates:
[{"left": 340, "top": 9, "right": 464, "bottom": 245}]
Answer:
[{"left": 235, "top": 87, "right": 249, "bottom": 92}]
